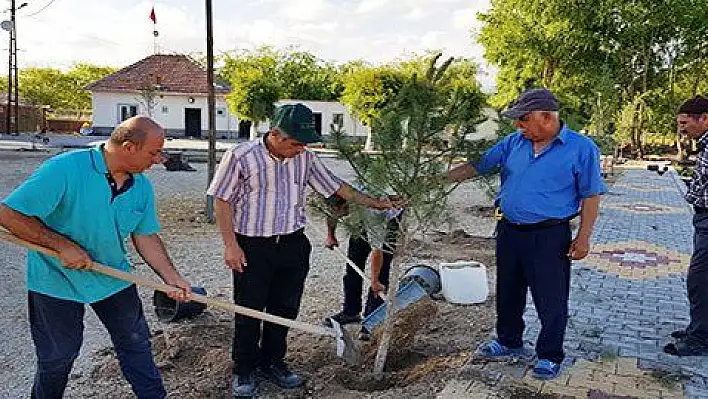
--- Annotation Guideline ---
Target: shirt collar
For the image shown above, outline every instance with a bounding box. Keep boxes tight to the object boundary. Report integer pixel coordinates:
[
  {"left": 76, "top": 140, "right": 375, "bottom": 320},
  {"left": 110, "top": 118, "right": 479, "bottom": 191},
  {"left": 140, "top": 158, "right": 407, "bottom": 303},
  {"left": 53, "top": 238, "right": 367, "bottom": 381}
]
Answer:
[
  {"left": 697, "top": 131, "right": 708, "bottom": 149},
  {"left": 259, "top": 133, "right": 281, "bottom": 162},
  {"left": 555, "top": 122, "right": 570, "bottom": 144},
  {"left": 259, "top": 132, "right": 302, "bottom": 163},
  {"left": 89, "top": 144, "right": 109, "bottom": 174}
]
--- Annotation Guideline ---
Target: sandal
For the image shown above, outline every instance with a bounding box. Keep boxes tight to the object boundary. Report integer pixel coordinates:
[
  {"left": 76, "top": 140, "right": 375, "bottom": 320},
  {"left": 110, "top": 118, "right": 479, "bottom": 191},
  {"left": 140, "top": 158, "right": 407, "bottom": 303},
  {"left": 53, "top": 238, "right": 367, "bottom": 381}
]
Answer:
[
  {"left": 476, "top": 339, "right": 525, "bottom": 358},
  {"left": 532, "top": 359, "right": 561, "bottom": 380}
]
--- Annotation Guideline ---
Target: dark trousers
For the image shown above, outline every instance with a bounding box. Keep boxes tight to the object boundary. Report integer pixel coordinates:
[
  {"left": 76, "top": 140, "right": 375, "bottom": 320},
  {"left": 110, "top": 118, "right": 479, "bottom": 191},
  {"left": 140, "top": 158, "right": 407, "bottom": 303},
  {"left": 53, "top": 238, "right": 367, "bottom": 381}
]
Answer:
[
  {"left": 232, "top": 230, "right": 311, "bottom": 375},
  {"left": 495, "top": 221, "right": 572, "bottom": 363},
  {"left": 29, "top": 285, "right": 165, "bottom": 399},
  {"left": 342, "top": 235, "right": 392, "bottom": 317},
  {"left": 342, "top": 217, "right": 400, "bottom": 317},
  {"left": 687, "top": 213, "right": 708, "bottom": 345}
]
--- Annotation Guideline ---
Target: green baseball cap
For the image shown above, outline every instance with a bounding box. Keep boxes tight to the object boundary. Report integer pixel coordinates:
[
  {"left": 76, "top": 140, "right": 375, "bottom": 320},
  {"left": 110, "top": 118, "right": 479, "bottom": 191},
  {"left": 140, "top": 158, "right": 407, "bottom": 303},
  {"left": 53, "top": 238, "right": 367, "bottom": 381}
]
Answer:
[{"left": 271, "top": 103, "right": 322, "bottom": 144}]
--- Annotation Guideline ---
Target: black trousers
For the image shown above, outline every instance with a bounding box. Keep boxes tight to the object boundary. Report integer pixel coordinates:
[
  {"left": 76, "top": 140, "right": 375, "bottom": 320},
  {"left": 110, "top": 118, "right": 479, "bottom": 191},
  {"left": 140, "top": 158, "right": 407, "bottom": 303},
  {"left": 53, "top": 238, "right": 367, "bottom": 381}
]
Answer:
[
  {"left": 687, "top": 213, "right": 708, "bottom": 345},
  {"left": 231, "top": 229, "right": 311, "bottom": 375},
  {"left": 495, "top": 221, "right": 571, "bottom": 363},
  {"left": 342, "top": 217, "right": 400, "bottom": 317}
]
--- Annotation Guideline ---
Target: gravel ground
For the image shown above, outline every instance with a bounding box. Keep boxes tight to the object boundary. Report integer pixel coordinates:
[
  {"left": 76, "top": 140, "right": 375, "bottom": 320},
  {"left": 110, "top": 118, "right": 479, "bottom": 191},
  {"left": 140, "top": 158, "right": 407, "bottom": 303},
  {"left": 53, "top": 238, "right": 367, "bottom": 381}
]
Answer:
[{"left": 0, "top": 150, "right": 497, "bottom": 398}]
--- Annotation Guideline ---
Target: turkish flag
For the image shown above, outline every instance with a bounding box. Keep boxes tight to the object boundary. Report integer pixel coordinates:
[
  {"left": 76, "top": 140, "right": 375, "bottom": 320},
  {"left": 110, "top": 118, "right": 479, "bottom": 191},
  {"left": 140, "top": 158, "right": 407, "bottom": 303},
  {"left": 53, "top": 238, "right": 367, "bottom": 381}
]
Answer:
[{"left": 149, "top": 7, "right": 156, "bottom": 24}]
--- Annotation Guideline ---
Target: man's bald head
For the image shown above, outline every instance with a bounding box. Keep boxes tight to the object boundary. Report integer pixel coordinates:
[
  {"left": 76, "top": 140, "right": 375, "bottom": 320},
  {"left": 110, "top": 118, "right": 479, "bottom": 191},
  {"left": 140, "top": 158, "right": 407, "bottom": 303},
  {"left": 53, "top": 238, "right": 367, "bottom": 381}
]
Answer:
[{"left": 110, "top": 116, "right": 164, "bottom": 148}]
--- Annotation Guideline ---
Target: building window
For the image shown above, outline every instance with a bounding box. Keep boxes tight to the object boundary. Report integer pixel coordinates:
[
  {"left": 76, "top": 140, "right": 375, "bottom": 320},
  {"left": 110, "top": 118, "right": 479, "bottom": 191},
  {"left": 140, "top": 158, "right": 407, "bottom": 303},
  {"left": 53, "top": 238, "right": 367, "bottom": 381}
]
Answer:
[
  {"left": 161, "top": 106, "right": 169, "bottom": 114},
  {"left": 332, "top": 113, "right": 344, "bottom": 127},
  {"left": 217, "top": 107, "right": 226, "bottom": 117},
  {"left": 117, "top": 104, "right": 138, "bottom": 123}
]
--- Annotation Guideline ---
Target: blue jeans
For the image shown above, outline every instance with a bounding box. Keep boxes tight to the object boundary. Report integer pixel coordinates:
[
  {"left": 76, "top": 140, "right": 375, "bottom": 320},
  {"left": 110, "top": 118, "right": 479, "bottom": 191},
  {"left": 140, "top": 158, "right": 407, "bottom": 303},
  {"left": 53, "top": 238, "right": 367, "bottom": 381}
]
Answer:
[{"left": 29, "top": 285, "right": 165, "bottom": 399}]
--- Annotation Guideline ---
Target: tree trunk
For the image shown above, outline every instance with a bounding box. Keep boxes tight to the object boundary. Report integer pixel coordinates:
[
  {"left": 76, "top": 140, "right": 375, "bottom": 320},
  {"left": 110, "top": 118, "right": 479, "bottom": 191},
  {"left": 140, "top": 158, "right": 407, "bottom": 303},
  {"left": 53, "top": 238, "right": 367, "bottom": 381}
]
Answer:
[
  {"left": 373, "top": 226, "right": 408, "bottom": 379},
  {"left": 249, "top": 121, "right": 258, "bottom": 141},
  {"left": 364, "top": 126, "right": 374, "bottom": 152},
  {"left": 636, "top": 102, "right": 645, "bottom": 159},
  {"left": 542, "top": 58, "right": 556, "bottom": 87}
]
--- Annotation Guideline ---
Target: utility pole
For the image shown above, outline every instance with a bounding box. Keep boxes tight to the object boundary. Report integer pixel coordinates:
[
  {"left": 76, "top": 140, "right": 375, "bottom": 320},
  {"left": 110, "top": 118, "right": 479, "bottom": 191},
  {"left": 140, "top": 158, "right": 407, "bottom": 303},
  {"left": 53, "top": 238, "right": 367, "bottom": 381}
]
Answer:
[
  {"left": 4, "top": 1, "right": 26, "bottom": 135},
  {"left": 5, "top": 7, "right": 11, "bottom": 136},
  {"left": 205, "top": 0, "right": 217, "bottom": 222},
  {"left": 6, "top": 0, "right": 16, "bottom": 135},
  {"left": 11, "top": 0, "right": 17, "bottom": 135}
]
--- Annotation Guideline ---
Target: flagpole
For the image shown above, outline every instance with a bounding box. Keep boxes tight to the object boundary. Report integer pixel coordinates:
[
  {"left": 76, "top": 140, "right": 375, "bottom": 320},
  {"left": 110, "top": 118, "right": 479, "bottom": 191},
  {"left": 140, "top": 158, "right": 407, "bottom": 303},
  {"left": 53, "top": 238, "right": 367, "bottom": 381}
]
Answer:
[{"left": 151, "top": 2, "right": 158, "bottom": 54}]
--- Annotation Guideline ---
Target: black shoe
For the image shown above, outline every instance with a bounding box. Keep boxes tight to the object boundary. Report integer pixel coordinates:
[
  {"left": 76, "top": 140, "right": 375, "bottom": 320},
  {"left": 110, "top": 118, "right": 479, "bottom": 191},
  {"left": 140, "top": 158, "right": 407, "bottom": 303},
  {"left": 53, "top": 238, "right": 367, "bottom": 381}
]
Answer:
[
  {"left": 671, "top": 329, "right": 688, "bottom": 339},
  {"left": 359, "top": 327, "right": 371, "bottom": 341},
  {"left": 324, "top": 311, "right": 361, "bottom": 327},
  {"left": 231, "top": 372, "right": 257, "bottom": 398},
  {"left": 664, "top": 337, "right": 708, "bottom": 356},
  {"left": 258, "top": 363, "right": 304, "bottom": 389}
]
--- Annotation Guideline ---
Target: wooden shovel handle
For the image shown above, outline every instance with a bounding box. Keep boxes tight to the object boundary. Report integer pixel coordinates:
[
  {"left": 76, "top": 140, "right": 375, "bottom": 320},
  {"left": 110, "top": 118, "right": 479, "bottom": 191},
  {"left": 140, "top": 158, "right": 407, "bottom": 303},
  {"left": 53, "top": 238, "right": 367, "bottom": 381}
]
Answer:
[
  {"left": 331, "top": 244, "right": 387, "bottom": 301},
  {"left": 0, "top": 229, "right": 334, "bottom": 338},
  {"left": 306, "top": 222, "right": 387, "bottom": 300}
]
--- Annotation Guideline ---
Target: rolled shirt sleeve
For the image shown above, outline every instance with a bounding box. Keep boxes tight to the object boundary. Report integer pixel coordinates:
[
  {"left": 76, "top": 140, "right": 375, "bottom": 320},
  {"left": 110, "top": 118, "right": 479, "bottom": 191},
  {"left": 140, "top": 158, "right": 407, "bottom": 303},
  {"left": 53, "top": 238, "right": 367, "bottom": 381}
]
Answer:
[
  {"left": 207, "top": 149, "right": 241, "bottom": 202},
  {"left": 307, "top": 152, "right": 343, "bottom": 198},
  {"left": 576, "top": 141, "right": 607, "bottom": 199}
]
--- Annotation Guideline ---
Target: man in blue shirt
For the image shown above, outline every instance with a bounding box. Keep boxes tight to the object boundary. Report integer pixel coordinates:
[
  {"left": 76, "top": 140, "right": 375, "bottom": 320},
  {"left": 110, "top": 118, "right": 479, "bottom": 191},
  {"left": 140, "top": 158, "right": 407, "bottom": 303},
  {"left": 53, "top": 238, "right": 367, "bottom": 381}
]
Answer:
[
  {"left": 0, "top": 116, "right": 192, "bottom": 398},
  {"left": 446, "top": 89, "right": 605, "bottom": 379}
]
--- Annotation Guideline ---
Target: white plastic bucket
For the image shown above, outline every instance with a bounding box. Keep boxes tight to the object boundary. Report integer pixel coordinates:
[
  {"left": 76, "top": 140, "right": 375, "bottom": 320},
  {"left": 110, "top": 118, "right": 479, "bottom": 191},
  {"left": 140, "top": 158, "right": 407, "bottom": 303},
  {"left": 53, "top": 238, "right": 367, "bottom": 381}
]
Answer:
[{"left": 439, "top": 261, "right": 489, "bottom": 304}]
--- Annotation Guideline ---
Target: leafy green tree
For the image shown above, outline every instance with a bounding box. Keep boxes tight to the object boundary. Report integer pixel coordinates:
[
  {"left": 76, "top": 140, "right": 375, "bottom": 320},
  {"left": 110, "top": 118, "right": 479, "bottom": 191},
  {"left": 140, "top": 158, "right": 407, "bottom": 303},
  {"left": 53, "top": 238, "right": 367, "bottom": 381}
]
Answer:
[
  {"left": 277, "top": 50, "right": 342, "bottom": 101},
  {"left": 11, "top": 64, "right": 115, "bottom": 110},
  {"left": 221, "top": 47, "right": 343, "bottom": 139},
  {"left": 339, "top": 63, "right": 406, "bottom": 149},
  {"left": 478, "top": 0, "right": 708, "bottom": 158},
  {"left": 221, "top": 47, "right": 280, "bottom": 140},
  {"left": 64, "top": 64, "right": 117, "bottom": 109}
]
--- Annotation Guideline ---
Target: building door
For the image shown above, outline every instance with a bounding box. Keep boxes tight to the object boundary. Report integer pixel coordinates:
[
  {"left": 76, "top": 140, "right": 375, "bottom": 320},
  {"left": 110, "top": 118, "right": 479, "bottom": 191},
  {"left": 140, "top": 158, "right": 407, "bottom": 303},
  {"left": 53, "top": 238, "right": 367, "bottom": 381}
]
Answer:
[
  {"left": 184, "top": 108, "right": 201, "bottom": 138},
  {"left": 313, "top": 112, "right": 322, "bottom": 136},
  {"left": 238, "top": 120, "right": 251, "bottom": 139}
]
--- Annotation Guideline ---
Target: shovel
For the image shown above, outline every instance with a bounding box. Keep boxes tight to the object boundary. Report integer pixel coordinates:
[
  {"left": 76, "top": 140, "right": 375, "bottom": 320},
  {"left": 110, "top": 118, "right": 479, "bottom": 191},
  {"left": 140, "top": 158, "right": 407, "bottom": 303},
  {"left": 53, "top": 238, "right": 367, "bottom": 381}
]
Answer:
[{"left": 0, "top": 229, "right": 360, "bottom": 365}]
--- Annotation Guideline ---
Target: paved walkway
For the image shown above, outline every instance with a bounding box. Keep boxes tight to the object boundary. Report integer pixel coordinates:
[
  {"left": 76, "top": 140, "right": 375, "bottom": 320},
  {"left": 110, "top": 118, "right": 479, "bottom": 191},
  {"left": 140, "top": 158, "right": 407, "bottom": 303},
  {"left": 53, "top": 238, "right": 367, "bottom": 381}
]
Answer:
[{"left": 443, "top": 166, "right": 708, "bottom": 398}]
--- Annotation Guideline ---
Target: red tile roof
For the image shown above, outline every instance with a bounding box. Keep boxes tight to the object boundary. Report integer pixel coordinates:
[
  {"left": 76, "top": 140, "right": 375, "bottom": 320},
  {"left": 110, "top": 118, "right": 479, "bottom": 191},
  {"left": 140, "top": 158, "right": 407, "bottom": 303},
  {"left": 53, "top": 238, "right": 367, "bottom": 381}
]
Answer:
[{"left": 86, "top": 54, "right": 231, "bottom": 95}]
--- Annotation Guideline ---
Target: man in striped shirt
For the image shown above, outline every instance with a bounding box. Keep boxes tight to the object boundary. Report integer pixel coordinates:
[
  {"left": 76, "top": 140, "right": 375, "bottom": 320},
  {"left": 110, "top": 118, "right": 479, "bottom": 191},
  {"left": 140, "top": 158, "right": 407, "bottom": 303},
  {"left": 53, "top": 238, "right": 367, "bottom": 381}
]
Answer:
[
  {"left": 665, "top": 96, "right": 708, "bottom": 357},
  {"left": 207, "top": 103, "right": 400, "bottom": 397}
]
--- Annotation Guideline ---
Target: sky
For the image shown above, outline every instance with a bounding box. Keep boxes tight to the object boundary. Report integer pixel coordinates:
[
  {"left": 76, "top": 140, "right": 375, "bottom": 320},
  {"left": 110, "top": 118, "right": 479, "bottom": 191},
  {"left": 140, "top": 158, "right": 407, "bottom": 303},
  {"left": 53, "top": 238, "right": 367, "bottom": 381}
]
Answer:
[{"left": 8, "top": 0, "right": 497, "bottom": 90}]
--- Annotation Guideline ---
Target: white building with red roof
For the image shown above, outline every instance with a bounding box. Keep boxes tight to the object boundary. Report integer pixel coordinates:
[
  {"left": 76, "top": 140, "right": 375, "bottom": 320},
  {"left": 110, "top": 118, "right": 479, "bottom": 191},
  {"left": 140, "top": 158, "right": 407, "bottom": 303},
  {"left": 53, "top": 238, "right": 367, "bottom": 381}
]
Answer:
[{"left": 86, "top": 54, "right": 241, "bottom": 138}]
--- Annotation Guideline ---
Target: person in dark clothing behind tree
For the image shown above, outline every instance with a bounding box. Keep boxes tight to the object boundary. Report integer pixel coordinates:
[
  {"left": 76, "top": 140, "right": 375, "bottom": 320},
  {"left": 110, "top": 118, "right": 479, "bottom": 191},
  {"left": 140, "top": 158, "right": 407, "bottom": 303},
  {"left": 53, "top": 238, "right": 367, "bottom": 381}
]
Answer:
[
  {"left": 665, "top": 95, "right": 708, "bottom": 356},
  {"left": 444, "top": 88, "right": 605, "bottom": 380},
  {"left": 322, "top": 192, "right": 403, "bottom": 341},
  {"left": 207, "top": 103, "right": 402, "bottom": 398}
]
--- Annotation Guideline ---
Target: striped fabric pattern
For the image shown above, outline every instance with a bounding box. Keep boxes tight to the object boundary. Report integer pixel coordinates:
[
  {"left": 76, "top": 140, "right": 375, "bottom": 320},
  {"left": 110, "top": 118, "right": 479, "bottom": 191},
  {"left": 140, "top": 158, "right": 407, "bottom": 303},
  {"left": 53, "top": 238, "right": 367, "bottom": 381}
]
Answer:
[{"left": 207, "top": 138, "right": 342, "bottom": 237}]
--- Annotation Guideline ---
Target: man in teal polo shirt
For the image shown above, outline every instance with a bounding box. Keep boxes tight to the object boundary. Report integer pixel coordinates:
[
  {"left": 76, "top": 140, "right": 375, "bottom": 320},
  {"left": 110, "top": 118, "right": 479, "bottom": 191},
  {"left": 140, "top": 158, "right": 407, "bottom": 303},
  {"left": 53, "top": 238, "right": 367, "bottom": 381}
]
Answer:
[
  {"left": 0, "top": 116, "right": 192, "bottom": 398},
  {"left": 445, "top": 89, "right": 605, "bottom": 379}
]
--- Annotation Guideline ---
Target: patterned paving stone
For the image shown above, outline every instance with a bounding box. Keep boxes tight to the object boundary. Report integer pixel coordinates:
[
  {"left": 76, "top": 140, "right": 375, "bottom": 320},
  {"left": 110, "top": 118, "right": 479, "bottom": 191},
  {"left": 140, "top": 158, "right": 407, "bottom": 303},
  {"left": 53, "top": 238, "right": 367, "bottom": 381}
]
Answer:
[
  {"left": 582, "top": 241, "right": 690, "bottom": 280},
  {"left": 603, "top": 202, "right": 685, "bottom": 214}
]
